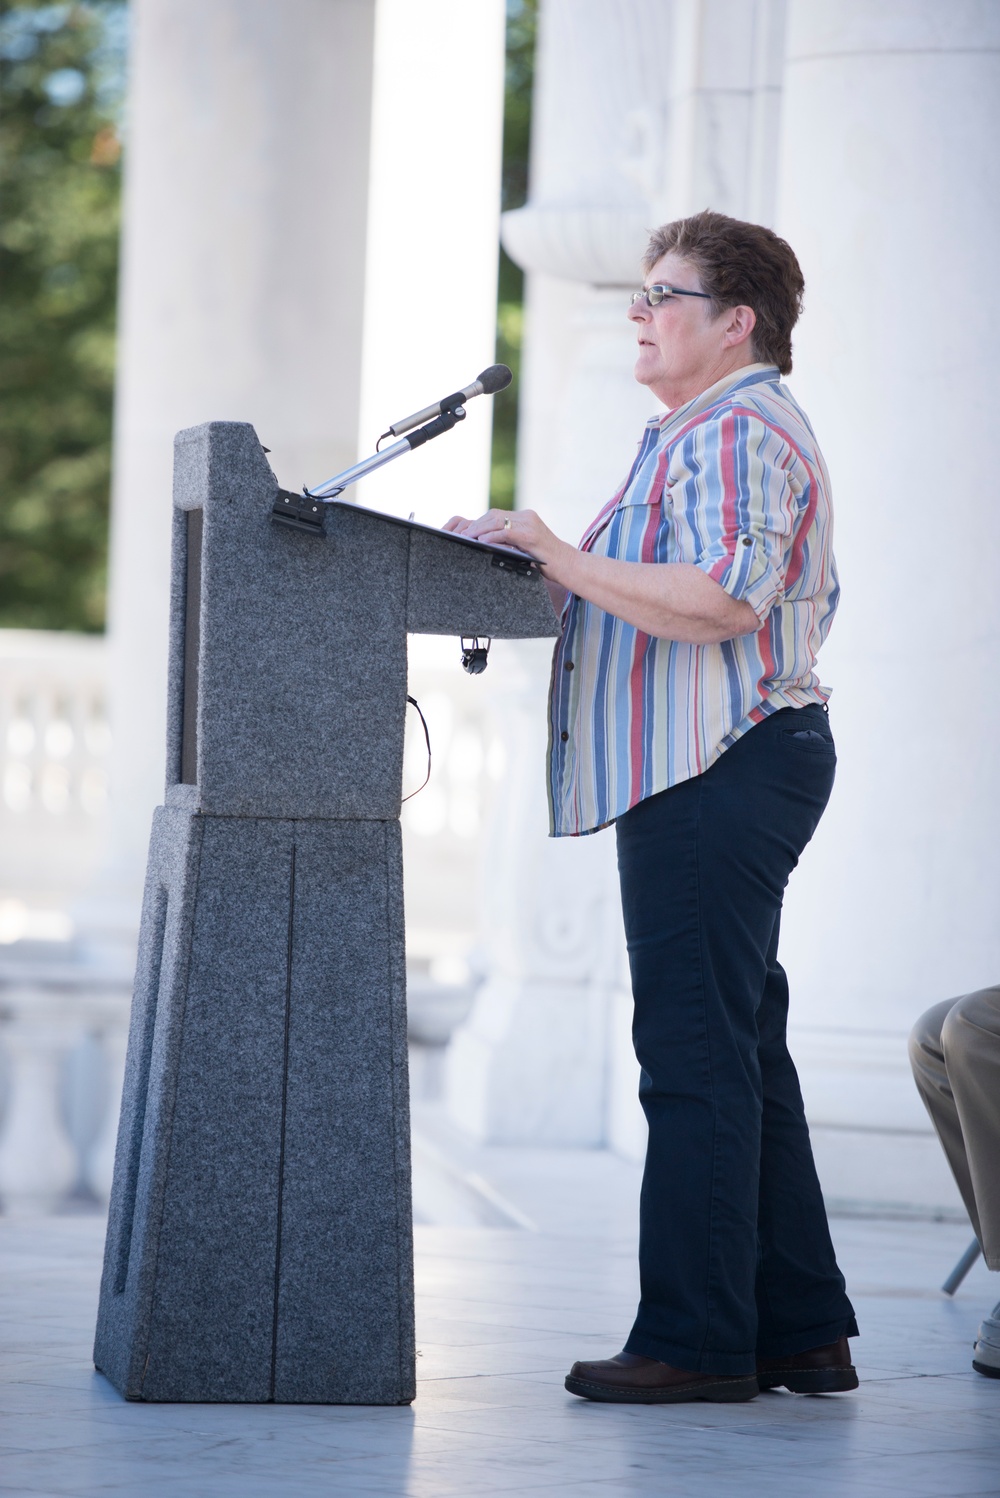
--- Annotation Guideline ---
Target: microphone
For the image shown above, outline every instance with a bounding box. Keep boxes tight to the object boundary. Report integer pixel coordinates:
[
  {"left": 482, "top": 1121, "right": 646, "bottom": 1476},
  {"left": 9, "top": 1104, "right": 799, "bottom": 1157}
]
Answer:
[
  {"left": 388, "top": 364, "right": 512, "bottom": 437},
  {"left": 288, "top": 363, "right": 513, "bottom": 515}
]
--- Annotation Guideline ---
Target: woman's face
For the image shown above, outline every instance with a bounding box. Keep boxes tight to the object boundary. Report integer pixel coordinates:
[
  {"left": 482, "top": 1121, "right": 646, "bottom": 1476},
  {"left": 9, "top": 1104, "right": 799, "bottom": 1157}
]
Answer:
[{"left": 628, "top": 251, "right": 755, "bottom": 409}]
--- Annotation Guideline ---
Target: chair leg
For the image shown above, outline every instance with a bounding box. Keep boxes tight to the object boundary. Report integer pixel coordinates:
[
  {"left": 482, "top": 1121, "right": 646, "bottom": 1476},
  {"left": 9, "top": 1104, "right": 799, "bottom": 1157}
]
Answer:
[{"left": 942, "top": 1237, "right": 982, "bottom": 1296}]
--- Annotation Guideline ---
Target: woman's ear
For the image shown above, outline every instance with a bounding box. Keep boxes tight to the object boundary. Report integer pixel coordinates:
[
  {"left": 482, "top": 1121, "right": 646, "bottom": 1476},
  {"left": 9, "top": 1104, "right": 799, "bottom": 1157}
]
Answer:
[{"left": 724, "top": 305, "right": 757, "bottom": 349}]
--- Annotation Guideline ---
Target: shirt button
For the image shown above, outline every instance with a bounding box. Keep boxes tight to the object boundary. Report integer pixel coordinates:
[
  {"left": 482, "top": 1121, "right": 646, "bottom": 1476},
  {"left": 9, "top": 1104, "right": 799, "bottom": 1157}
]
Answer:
[
  {"left": 564, "top": 660, "right": 574, "bottom": 672},
  {"left": 560, "top": 730, "right": 569, "bottom": 742},
  {"left": 742, "top": 536, "right": 753, "bottom": 547}
]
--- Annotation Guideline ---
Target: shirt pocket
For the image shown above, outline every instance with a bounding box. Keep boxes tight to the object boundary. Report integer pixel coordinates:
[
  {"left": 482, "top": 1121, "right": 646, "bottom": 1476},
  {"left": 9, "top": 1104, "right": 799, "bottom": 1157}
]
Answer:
[{"left": 590, "top": 488, "right": 672, "bottom": 565}]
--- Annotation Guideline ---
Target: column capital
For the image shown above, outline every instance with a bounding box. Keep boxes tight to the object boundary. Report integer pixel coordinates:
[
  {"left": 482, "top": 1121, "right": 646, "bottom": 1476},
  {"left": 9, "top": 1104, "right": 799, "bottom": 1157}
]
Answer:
[{"left": 501, "top": 203, "right": 649, "bottom": 287}]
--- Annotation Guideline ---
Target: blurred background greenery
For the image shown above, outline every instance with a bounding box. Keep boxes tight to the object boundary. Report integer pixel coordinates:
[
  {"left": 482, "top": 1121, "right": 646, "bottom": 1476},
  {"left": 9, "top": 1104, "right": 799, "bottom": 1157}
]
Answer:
[
  {"left": 0, "top": 0, "right": 126, "bottom": 631},
  {"left": 489, "top": 0, "right": 535, "bottom": 511},
  {"left": 0, "top": 0, "right": 535, "bottom": 629}
]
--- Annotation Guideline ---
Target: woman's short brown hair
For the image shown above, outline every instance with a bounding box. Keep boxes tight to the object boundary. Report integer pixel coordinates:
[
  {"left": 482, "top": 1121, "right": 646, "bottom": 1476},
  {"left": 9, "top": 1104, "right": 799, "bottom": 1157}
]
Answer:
[{"left": 643, "top": 210, "right": 804, "bottom": 376}]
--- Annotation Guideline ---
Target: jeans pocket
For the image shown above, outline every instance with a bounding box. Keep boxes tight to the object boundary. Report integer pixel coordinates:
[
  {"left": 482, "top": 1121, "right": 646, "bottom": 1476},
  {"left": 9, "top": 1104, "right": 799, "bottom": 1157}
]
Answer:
[{"left": 780, "top": 726, "right": 836, "bottom": 755}]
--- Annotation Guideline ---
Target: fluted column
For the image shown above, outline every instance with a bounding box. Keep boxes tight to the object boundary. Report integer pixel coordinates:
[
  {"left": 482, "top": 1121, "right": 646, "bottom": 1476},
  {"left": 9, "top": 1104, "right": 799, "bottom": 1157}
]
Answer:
[{"left": 658, "top": 0, "right": 788, "bottom": 225}]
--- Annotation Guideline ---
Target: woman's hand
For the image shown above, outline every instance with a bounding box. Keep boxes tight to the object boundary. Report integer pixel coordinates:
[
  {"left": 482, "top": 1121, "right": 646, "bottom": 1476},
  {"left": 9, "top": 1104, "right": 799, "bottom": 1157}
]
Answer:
[
  {"left": 442, "top": 509, "right": 758, "bottom": 644},
  {"left": 444, "top": 509, "right": 573, "bottom": 615},
  {"left": 443, "top": 507, "right": 564, "bottom": 564}
]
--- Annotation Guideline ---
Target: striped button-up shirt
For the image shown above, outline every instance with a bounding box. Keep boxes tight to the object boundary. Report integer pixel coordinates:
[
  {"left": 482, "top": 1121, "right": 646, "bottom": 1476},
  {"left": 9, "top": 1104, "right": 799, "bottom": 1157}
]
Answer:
[{"left": 547, "top": 363, "right": 839, "bottom": 837}]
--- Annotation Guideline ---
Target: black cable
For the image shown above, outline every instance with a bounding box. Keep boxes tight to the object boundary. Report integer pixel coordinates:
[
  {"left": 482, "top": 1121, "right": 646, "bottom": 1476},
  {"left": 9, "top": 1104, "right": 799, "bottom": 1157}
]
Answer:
[{"left": 402, "top": 694, "right": 431, "bottom": 802}]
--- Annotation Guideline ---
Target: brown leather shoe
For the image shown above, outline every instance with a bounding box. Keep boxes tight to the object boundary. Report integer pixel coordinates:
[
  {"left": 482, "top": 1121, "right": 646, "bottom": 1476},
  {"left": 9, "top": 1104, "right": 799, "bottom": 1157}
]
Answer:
[
  {"left": 757, "top": 1335, "right": 858, "bottom": 1394},
  {"left": 565, "top": 1351, "right": 759, "bottom": 1404}
]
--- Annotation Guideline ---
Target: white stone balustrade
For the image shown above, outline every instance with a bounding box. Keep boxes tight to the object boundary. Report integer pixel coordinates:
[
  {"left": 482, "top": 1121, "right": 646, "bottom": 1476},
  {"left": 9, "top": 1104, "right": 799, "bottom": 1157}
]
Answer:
[
  {"left": 0, "top": 973, "right": 130, "bottom": 1215},
  {"left": 0, "top": 631, "right": 111, "bottom": 909},
  {"left": 0, "top": 627, "right": 498, "bottom": 1208},
  {"left": 0, "top": 630, "right": 130, "bottom": 1212}
]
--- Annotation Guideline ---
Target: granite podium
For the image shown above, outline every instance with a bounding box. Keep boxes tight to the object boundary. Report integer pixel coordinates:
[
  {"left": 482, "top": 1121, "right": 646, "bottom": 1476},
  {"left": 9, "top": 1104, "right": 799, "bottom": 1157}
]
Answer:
[{"left": 93, "top": 421, "right": 559, "bottom": 1403}]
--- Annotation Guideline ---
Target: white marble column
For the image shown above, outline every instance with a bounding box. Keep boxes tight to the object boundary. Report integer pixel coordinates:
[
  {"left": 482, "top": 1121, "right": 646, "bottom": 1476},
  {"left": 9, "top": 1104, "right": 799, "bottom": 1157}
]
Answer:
[
  {"left": 657, "top": 0, "right": 788, "bottom": 225},
  {"left": 100, "top": 0, "right": 505, "bottom": 942},
  {"left": 101, "top": 0, "right": 378, "bottom": 932},
  {"left": 446, "top": 0, "right": 672, "bottom": 1147},
  {"left": 355, "top": 0, "right": 505, "bottom": 527},
  {"left": 773, "top": 0, "right": 1000, "bottom": 1206}
]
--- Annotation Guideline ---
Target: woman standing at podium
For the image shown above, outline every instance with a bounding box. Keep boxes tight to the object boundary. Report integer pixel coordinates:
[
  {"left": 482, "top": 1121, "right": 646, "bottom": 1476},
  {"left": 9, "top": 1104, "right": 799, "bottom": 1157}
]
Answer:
[{"left": 446, "top": 209, "right": 857, "bottom": 1404}]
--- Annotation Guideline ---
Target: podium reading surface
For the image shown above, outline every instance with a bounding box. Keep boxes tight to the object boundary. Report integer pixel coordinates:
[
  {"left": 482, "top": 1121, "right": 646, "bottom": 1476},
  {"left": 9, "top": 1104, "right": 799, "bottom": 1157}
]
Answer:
[{"left": 93, "top": 422, "right": 559, "bottom": 1403}]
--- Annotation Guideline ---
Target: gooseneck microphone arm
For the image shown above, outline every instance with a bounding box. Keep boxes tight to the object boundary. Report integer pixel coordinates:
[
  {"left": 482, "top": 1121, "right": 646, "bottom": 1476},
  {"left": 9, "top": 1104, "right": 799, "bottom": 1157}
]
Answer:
[
  {"left": 305, "top": 410, "right": 461, "bottom": 501},
  {"left": 304, "top": 364, "right": 512, "bottom": 501}
]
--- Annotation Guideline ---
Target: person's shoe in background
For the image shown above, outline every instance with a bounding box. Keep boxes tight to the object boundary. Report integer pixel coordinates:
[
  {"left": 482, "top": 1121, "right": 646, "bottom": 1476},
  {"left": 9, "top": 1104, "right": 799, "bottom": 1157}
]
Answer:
[{"left": 972, "top": 1301, "right": 1000, "bottom": 1378}]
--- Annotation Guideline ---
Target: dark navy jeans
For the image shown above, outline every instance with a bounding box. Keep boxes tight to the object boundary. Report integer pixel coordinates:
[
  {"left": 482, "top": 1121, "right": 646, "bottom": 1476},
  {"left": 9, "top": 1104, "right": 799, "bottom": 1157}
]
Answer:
[{"left": 615, "top": 703, "right": 858, "bottom": 1375}]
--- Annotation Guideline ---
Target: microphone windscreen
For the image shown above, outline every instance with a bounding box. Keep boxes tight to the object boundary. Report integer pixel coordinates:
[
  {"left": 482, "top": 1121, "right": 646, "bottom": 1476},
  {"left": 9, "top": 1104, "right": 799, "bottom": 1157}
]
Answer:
[{"left": 477, "top": 364, "right": 513, "bottom": 395}]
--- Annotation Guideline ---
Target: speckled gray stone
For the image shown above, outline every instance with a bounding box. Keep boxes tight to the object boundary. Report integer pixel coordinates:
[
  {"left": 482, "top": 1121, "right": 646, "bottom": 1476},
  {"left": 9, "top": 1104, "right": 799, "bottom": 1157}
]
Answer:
[
  {"left": 273, "top": 818, "right": 412, "bottom": 1404},
  {"left": 95, "top": 420, "right": 557, "bottom": 1404},
  {"left": 405, "top": 524, "right": 557, "bottom": 637},
  {"left": 95, "top": 812, "right": 412, "bottom": 1403},
  {"left": 165, "top": 423, "right": 557, "bottom": 819},
  {"left": 93, "top": 805, "right": 210, "bottom": 1398}
]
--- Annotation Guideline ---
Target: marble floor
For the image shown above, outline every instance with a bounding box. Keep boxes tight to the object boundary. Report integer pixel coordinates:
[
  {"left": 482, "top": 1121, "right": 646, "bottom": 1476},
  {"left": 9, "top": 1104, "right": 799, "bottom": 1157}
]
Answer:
[{"left": 1, "top": 1181, "right": 998, "bottom": 1497}]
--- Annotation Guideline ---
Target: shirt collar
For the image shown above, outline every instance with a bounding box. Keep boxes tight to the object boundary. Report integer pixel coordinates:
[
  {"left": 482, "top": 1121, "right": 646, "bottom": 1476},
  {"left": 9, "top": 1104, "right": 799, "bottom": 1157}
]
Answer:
[{"left": 647, "top": 363, "right": 781, "bottom": 433}]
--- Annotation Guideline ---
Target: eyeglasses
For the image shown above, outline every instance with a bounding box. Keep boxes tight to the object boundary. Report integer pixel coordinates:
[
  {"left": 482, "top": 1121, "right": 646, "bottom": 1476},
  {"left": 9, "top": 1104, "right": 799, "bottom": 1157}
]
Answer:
[{"left": 629, "top": 284, "right": 713, "bottom": 308}]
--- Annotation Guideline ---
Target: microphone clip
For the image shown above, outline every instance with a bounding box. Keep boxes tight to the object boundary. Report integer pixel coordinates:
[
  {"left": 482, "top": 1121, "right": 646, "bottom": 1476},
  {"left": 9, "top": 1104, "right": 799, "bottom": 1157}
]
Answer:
[
  {"left": 406, "top": 404, "right": 466, "bottom": 451},
  {"left": 460, "top": 637, "right": 491, "bottom": 675}
]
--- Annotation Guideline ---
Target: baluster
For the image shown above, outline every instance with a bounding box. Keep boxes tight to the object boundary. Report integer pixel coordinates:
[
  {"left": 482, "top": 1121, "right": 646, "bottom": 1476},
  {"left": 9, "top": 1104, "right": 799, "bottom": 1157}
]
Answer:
[
  {"left": 87, "top": 1021, "right": 130, "bottom": 1203},
  {"left": 0, "top": 993, "right": 80, "bottom": 1214},
  {"left": 60, "top": 1029, "right": 109, "bottom": 1208}
]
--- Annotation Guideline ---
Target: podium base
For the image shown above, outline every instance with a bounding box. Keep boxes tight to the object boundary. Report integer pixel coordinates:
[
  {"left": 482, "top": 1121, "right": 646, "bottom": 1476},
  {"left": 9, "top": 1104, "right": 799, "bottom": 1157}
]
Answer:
[{"left": 93, "top": 806, "right": 415, "bottom": 1404}]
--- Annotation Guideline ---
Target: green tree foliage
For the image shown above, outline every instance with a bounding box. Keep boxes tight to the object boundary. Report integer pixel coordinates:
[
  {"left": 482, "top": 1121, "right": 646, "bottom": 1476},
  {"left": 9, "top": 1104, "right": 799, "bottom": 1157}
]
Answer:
[
  {"left": 489, "top": 0, "right": 536, "bottom": 510},
  {"left": 0, "top": 1, "right": 528, "bottom": 618},
  {"left": 0, "top": 1, "right": 126, "bottom": 631}
]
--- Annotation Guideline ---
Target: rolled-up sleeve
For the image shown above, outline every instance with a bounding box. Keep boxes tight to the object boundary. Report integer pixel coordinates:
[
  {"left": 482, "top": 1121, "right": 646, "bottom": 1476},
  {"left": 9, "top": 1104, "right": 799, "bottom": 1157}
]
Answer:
[{"left": 666, "top": 409, "right": 800, "bottom": 623}]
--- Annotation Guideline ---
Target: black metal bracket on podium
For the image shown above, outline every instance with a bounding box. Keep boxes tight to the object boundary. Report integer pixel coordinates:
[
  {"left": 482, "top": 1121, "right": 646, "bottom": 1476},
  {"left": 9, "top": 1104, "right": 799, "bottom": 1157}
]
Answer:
[{"left": 271, "top": 488, "right": 324, "bottom": 535}]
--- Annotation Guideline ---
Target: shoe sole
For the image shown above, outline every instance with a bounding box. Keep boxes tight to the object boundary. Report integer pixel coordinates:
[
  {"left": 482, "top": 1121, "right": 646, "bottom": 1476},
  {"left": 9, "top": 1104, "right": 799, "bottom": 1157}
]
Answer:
[
  {"left": 758, "top": 1367, "right": 859, "bottom": 1394},
  {"left": 564, "top": 1374, "right": 759, "bottom": 1404},
  {"left": 972, "top": 1359, "right": 1000, "bottom": 1379}
]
